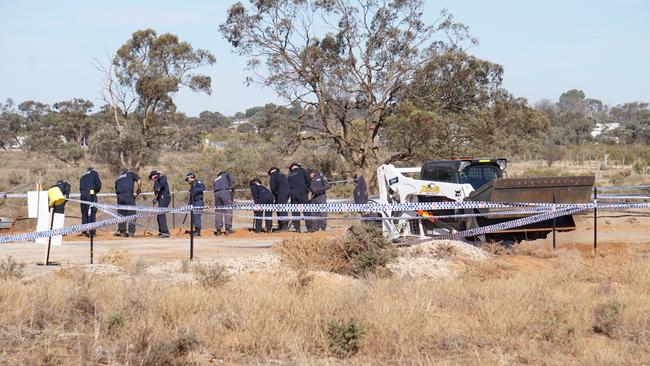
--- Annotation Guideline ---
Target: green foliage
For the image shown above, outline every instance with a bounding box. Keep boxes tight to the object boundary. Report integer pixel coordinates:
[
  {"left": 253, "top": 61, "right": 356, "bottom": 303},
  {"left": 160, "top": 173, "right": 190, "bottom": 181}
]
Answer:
[
  {"left": 99, "top": 28, "right": 216, "bottom": 171},
  {"left": 221, "top": 0, "right": 475, "bottom": 178},
  {"left": 343, "top": 226, "right": 397, "bottom": 278},
  {"left": 326, "top": 319, "right": 366, "bottom": 357}
]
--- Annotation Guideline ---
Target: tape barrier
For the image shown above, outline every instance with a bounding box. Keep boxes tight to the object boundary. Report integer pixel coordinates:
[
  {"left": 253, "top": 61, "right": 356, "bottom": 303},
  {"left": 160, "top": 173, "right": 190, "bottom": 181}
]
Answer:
[
  {"left": 597, "top": 195, "right": 650, "bottom": 200},
  {"left": 436, "top": 206, "right": 588, "bottom": 241},
  {"left": 0, "top": 205, "right": 192, "bottom": 244},
  {"left": 233, "top": 206, "right": 555, "bottom": 222},
  {"left": 1, "top": 192, "right": 157, "bottom": 199},
  {"left": 597, "top": 185, "right": 650, "bottom": 191}
]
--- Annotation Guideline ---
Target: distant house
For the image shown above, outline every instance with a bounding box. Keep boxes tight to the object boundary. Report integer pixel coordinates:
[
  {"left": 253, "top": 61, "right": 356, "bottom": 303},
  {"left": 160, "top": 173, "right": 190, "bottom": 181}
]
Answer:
[
  {"left": 231, "top": 118, "right": 250, "bottom": 126},
  {"left": 203, "top": 138, "right": 225, "bottom": 149},
  {"left": 591, "top": 122, "right": 620, "bottom": 138}
]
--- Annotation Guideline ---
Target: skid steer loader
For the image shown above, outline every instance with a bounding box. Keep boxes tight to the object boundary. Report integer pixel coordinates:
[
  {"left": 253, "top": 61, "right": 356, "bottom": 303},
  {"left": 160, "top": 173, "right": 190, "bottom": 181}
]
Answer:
[{"left": 375, "top": 158, "right": 594, "bottom": 242}]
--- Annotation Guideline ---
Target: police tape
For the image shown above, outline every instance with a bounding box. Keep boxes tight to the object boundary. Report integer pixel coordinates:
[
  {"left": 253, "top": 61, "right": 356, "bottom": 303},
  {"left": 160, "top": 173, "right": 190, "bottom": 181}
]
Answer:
[
  {"left": 1, "top": 198, "right": 649, "bottom": 244},
  {"left": 597, "top": 195, "right": 650, "bottom": 200},
  {"left": 68, "top": 198, "right": 585, "bottom": 214},
  {"left": 436, "top": 206, "right": 588, "bottom": 241},
  {"left": 233, "top": 206, "right": 555, "bottom": 221},
  {"left": 0, "top": 192, "right": 158, "bottom": 199}
]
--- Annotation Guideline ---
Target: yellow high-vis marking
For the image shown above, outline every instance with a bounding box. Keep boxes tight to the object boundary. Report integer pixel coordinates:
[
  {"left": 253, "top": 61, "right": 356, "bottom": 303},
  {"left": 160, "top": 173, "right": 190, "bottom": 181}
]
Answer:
[{"left": 479, "top": 159, "right": 491, "bottom": 163}]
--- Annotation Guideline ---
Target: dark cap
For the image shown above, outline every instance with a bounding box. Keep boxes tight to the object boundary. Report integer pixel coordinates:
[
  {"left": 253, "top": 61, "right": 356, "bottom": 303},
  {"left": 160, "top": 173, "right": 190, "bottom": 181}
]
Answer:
[
  {"left": 185, "top": 172, "right": 195, "bottom": 181},
  {"left": 267, "top": 167, "right": 279, "bottom": 175},
  {"left": 288, "top": 162, "right": 301, "bottom": 170},
  {"left": 120, "top": 167, "right": 129, "bottom": 174},
  {"left": 249, "top": 178, "right": 261, "bottom": 186},
  {"left": 148, "top": 170, "right": 159, "bottom": 180}
]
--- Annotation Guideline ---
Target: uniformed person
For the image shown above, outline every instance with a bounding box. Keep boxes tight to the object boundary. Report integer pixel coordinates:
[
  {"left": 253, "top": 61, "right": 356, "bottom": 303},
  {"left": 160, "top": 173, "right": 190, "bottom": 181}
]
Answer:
[
  {"left": 79, "top": 167, "right": 101, "bottom": 237},
  {"left": 52, "top": 180, "right": 71, "bottom": 214},
  {"left": 213, "top": 171, "right": 235, "bottom": 235},
  {"left": 287, "top": 163, "right": 310, "bottom": 232},
  {"left": 149, "top": 170, "right": 171, "bottom": 238},
  {"left": 185, "top": 172, "right": 205, "bottom": 236},
  {"left": 268, "top": 167, "right": 289, "bottom": 231},
  {"left": 114, "top": 168, "right": 141, "bottom": 237},
  {"left": 353, "top": 175, "right": 369, "bottom": 204},
  {"left": 308, "top": 170, "right": 331, "bottom": 232},
  {"left": 249, "top": 178, "right": 274, "bottom": 233}
]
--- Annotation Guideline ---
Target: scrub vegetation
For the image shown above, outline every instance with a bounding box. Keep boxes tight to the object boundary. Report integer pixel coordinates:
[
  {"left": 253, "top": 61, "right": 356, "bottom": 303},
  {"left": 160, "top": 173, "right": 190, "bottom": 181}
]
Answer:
[{"left": 1, "top": 242, "right": 649, "bottom": 365}]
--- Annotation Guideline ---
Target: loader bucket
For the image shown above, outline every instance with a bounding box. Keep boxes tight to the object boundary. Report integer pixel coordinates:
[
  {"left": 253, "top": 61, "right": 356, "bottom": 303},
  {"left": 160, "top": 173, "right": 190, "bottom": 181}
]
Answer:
[{"left": 468, "top": 176, "right": 595, "bottom": 242}]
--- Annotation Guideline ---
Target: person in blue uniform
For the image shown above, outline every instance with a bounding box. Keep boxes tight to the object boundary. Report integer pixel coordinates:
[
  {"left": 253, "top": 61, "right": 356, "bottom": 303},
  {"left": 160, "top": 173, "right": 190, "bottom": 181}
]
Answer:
[
  {"left": 79, "top": 167, "right": 101, "bottom": 237},
  {"left": 353, "top": 175, "right": 368, "bottom": 204},
  {"left": 185, "top": 172, "right": 205, "bottom": 236},
  {"left": 268, "top": 167, "right": 289, "bottom": 231},
  {"left": 308, "top": 170, "right": 331, "bottom": 232},
  {"left": 52, "top": 180, "right": 71, "bottom": 214},
  {"left": 287, "top": 163, "right": 310, "bottom": 232},
  {"left": 114, "top": 168, "right": 141, "bottom": 237},
  {"left": 213, "top": 171, "right": 236, "bottom": 235},
  {"left": 149, "top": 170, "right": 171, "bottom": 238},
  {"left": 249, "top": 178, "right": 274, "bottom": 233}
]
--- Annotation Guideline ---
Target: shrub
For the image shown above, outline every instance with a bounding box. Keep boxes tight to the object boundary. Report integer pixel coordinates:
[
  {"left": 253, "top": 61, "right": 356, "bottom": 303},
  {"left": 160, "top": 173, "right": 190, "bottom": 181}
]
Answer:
[
  {"left": 194, "top": 262, "right": 230, "bottom": 288},
  {"left": 344, "top": 226, "right": 397, "bottom": 277},
  {"left": 326, "top": 319, "right": 365, "bottom": 357},
  {"left": 100, "top": 249, "right": 131, "bottom": 268},
  {"left": 593, "top": 301, "right": 625, "bottom": 337},
  {"left": 275, "top": 225, "right": 397, "bottom": 277},
  {"left": 0, "top": 256, "right": 24, "bottom": 280}
]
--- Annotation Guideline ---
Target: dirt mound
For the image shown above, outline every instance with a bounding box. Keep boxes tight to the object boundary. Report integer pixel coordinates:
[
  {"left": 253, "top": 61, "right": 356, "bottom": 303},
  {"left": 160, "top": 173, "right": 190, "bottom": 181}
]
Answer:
[{"left": 388, "top": 240, "right": 488, "bottom": 279}]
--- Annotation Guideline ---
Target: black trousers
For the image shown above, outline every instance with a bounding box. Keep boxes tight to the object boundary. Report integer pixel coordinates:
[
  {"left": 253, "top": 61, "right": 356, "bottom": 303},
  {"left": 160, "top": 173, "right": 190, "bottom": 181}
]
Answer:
[
  {"left": 307, "top": 194, "right": 328, "bottom": 231},
  {"left": 80, "top": 195, "right": 97, "bottom": 234},
  {"left": 117, "top": 195, "right": 136, "bottom": 234},
  {"left": 254, "top": 197, "right": 274, "bottom": 232},
  {"left": 289, "top": 190, "right": 309, "bottom": 230},
  {"left": 191, "top": 200, "right": 203, "bottom": 230},
  {"left": 275, "top": 193, "right": 289, "bottom": 229},
  {"left": 157, "top": 196, "right": 170, "bottom": 234}
]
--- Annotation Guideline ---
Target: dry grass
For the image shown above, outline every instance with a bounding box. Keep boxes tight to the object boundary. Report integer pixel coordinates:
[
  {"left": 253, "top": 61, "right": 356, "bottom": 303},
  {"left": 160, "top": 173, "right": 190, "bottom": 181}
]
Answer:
[{"left": 0, "top": 247, "right": 649, "bottom": 365}]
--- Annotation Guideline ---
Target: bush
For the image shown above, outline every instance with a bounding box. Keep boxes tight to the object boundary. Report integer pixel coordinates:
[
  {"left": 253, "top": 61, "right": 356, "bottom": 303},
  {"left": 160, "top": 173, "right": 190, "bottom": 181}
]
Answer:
[
  {"left": 593, "top": 301, "right": 625, "bottom": 338},
  {"left": 194, "top": 262, "right": 230, "bottom": 288},
  {"left": 326, "top": 319, "right": 365, "bottom": 357},
  {"left": 0, "top": 256, "right": 24, "bottom": 280},
  {"left": 275, "top": 225, "right": 397, "bottom": 277},
  {"left": 344, "top": 226, "right": 397, "bottom": 277}
]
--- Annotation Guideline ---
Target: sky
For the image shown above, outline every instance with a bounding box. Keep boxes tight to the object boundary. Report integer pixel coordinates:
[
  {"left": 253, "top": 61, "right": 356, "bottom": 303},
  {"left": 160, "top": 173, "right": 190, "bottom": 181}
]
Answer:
[{"left": 0, "top": 0, "right": 648, "bottom": 116}]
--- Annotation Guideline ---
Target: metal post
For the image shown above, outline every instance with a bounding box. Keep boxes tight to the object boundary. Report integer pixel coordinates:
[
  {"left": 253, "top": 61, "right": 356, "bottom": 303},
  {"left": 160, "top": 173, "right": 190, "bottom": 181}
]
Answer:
[
  {"left": 552, "top": 192, "right": 556, "bottom": 251},
  {"left": 90, "top": 231, "right": 94, "bottom": 264},
  {"left": 171, "top": 192, "right": 176, "bottom": 229},
  {"left": 44, "top": 208, "right": 55, "bottom": 265},
  {"left": 593, "top": 187, "right": 597, "bottom": 255},
  {"left": 189, "top": 207, "right": 194, "bottom": 260}
]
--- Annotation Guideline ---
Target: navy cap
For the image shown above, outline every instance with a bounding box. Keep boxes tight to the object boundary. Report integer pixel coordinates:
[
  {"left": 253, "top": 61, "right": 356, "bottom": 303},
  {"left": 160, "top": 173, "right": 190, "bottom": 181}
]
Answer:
[{"left": 148, "top": 170, "right": 159, "bottom": 180}]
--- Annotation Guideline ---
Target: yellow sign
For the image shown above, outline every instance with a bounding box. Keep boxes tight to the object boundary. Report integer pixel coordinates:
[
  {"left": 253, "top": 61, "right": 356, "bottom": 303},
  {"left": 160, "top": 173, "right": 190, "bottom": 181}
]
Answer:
[{"left": 419, "top": 185, "right": 441, "bottom": 194}]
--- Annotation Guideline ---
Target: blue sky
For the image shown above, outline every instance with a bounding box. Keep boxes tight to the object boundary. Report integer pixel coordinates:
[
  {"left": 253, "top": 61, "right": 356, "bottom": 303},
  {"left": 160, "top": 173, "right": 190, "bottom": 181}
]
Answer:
[{"left": 0, "top": 0, "right": 648, "bottom": 116}]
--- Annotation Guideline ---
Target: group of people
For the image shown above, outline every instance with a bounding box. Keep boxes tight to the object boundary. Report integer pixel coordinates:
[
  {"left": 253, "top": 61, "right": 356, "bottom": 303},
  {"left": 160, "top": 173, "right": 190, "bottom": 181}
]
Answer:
[{"left": 69, "top": 163, "right": 370, "bottom": 238}]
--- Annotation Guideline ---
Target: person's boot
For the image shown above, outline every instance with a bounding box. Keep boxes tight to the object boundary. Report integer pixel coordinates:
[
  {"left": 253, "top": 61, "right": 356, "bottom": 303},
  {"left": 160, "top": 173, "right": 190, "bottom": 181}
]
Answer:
[
  {"left": 213, "top": 230, "right": 221, "bottom": 236},
  {"left": 193, "top": 230, "right": 201, "bottom": 237},
  {"left": 159, "top": 232, "right": 170, "bottom": 238},
  {"left": 128, "top": 233, "right": 135, "bottom": 238},
  {"left": 225, "top": 227, "right": 233, "bottom": 235}
]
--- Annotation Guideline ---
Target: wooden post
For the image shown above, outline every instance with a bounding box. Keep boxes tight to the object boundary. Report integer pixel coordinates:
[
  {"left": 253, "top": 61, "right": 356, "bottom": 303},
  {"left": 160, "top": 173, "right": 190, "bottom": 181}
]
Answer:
[
  {"left": 42, "top": 207, "right": 55, "bottom": 266},
  {"left": 593, "top": 187, "right": 598, "bottom": 255},
  {"left": 552, "top": 192, "right": 556, "bottom": 251},
  {"left": 89, "top": 231, "right": 94, "bottom": 264},
  {"left": 189, "top": 207, "right": 194, "bottom": 261}
]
